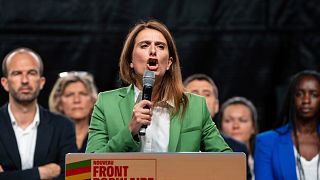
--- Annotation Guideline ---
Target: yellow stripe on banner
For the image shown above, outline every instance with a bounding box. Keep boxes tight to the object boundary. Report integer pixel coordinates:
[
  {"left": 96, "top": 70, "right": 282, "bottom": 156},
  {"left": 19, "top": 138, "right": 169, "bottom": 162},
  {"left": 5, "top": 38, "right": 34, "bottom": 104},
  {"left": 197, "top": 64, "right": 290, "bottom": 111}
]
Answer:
[{"left": 66, "top": 172, "right": 91, "bottom": 180}]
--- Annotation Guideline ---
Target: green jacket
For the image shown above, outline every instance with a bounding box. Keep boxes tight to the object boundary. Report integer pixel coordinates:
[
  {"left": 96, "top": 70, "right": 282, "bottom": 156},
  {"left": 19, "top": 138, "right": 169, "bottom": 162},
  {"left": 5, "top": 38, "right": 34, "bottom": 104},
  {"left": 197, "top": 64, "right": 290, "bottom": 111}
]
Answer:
[{"left": 86, "top": 85, "right": 231, "bottom": 153}]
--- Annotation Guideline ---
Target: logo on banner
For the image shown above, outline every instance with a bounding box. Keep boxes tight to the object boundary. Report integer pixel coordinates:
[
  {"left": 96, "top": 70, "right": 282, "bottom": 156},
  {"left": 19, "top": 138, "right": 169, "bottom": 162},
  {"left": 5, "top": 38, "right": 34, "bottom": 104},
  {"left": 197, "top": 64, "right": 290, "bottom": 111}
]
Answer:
[{"left": 66, "top": 159, "right": 156, "bottom": 180}]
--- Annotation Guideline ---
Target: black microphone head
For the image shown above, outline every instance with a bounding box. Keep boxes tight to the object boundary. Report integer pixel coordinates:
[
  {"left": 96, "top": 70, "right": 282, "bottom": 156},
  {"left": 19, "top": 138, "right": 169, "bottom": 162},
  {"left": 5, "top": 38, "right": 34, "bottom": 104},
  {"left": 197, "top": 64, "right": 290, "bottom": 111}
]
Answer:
[{"left": 143, "top": 70, "right": 155, "bottom": 87}]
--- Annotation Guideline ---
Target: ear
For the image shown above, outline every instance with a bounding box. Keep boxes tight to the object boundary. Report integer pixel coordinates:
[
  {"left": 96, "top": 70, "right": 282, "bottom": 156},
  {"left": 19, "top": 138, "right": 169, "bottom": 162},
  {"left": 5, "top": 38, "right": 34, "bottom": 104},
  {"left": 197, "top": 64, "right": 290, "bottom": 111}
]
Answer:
[
  {"left": 39, "top": 77, "right": 46, "bottom": 90},
  {"left": 167, "top": 57, "right": 173, "bottom": 70},
  {"left": 58, "top": 104, "right": 64, "bottom": 112},
  {"left": 251, "top": 126, "right": 256, "bottom": 135},
  {"left": 213, "top": 100, "right": 219, "bottom": 115},
  {"left": 1, "top": 77, "right": 9, "bottom": 92},
  {"left": 130, "top": 62, "right": 134, "bottom": 68}
]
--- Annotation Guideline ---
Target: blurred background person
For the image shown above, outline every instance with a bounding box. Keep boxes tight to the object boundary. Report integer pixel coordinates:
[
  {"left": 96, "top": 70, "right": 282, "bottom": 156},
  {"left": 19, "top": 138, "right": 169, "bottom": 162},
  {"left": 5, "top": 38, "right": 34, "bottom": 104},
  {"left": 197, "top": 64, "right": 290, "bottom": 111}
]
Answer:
[
  {"left": 49, "top": 71, "right": 97, "bottom": 152},
  {"left": 184, "top": 74, "right": 219, "bottom": 118},
  {"left": 219, "top": 96, "right": 258, "bottom": 179},
  {"left": 254, "top": 70, "right": 320, "bottom": 180},
  {"left": 86, "top": 19, "right": 231, "bottom": 153},
  {"left": 184, "top": 73, "right": 252, "bottom": 180},
  {"left": 0, "top": 47, "right": 77, "bottom": 179}
]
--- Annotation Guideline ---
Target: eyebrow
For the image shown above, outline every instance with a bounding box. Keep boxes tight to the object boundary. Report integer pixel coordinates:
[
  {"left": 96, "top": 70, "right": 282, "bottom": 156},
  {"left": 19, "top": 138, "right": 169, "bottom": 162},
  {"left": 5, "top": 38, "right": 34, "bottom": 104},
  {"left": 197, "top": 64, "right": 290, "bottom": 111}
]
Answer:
[
  {"left": 10, "top": 69, "right": 39, "bottom": 74},
  {"left": 202, "top": 89, "right": 213, "bottom": 93},
  {"left": 191, "top": 90, "right": 200, "bottom": 93},
  {"left": 296, "top": 88, "right": 320, "bottom": 92},
  {"left": 137, "top": 40, "right": 167, "bottom": 46}
]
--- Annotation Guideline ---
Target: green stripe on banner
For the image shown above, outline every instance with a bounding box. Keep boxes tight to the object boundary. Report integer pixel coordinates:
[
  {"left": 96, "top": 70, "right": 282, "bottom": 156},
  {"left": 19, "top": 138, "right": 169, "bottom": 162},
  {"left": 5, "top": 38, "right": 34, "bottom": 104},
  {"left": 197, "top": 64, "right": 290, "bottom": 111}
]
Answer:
[{"left": 66, "top": 159, "right": 91, "bottom": 170}]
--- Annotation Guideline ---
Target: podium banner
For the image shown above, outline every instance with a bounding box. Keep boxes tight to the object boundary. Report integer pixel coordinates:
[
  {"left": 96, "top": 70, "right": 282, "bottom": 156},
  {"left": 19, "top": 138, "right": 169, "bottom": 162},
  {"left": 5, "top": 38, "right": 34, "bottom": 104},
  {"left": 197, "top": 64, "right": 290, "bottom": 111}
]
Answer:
[{"left": 65, "top": 152, "right": 245, "bottom": 180}]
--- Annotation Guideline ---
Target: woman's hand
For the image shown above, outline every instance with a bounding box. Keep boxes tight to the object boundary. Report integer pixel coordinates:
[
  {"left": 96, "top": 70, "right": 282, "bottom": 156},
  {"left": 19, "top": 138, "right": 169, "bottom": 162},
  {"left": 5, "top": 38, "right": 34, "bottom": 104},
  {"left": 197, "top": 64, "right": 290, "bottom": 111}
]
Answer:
[{"left": 128, "top": 100, "right": 153, "bottom": 135}]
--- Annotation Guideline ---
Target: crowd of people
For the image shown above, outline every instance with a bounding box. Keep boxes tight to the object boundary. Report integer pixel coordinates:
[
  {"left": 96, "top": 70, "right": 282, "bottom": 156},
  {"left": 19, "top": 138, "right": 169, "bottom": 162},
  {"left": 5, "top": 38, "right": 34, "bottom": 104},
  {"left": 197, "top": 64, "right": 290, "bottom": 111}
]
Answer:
[{"left": 0, "top": 19, "right": 319, "bottom": 180}]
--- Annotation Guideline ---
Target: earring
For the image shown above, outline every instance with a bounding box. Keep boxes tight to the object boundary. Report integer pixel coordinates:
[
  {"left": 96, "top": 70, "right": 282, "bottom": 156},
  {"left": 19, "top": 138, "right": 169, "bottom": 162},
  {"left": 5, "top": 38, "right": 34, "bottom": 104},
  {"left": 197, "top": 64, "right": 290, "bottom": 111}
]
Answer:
[{"left": 130, "top": 63, "right": 133, "bottom": 68}]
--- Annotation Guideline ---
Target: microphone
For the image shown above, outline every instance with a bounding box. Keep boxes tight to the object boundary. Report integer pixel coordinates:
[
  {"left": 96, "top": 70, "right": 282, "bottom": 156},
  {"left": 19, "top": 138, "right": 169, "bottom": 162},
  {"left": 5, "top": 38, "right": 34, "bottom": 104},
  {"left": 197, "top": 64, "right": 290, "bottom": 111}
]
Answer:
[{"left": 139, "top": 70, "right": 155, "bottom": 136}]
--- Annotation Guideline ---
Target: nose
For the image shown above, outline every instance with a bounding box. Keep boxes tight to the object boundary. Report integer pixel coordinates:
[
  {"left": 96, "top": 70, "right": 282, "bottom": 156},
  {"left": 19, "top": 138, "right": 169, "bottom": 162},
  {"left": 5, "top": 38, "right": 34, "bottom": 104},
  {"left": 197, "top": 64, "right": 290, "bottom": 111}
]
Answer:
[
  {"left": 21, "top": 74, "right": 29, "bottom": 84},
  {"left": 73, "top": 94, "right": 81, "bottom": 103},
  {"left": 232, "top": 121, "right": 240, "bottom": 129},
  {"left": 149, "top": 44, "right": 156, "bottom": 56},
  {"left": 302, "top": 93, "right": 311, "bottom": 104}
]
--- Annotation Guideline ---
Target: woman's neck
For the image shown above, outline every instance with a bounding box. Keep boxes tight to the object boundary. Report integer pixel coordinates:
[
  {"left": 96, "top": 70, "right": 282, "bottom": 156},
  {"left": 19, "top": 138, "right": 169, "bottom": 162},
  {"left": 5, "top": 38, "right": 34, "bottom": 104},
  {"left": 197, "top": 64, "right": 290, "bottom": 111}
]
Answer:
[
  {"left": 74, "top": 117, "right": 89, "bottom": 150},
  {"left": 74, "top": 117, "right": 89, "bottom": 134},
  {"left": 295, "top": 118, "right": 318, "bottom": 134}
]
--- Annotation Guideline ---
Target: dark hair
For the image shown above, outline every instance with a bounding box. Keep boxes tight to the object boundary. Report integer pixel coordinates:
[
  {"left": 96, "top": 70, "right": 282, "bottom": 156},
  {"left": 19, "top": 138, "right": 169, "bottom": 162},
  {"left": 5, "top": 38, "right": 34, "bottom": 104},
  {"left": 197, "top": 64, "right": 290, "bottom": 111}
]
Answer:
[
  {"left": 277, "top": 70, "right": 320, "bottom": 128},
  {"left": 2, "top": 47, "right": 44, "bottom": 77},
  {"left": 183, "top": 73, "right": 218, "bottom": 99},
  {"left": 278, "top": 70, "right": 320, "bottom": 180},
  {"left": 219, "top": 96, "right": 258, "bottom": 154}
]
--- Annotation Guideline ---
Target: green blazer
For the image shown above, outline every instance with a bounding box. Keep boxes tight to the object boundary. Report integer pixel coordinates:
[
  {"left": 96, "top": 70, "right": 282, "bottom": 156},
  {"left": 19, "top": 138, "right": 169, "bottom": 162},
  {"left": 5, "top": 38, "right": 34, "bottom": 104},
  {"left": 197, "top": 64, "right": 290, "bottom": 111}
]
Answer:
[{"left": 86, "top": 85, "right": 231, "bottom": 153}]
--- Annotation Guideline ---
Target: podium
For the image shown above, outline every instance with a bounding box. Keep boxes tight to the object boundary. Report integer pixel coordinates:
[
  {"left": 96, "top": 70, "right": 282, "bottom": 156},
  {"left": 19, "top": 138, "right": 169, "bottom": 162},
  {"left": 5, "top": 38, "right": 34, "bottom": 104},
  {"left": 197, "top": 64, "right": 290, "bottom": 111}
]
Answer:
[{"left": 65, "top": 152, "right": 246, "bottom": 180}]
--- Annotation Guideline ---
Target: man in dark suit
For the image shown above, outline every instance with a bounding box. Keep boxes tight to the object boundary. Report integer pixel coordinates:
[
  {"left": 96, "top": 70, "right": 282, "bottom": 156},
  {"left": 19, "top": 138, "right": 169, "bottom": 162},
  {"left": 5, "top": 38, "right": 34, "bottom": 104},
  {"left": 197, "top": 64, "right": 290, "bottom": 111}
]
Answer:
[
  {"left": 184, "top": 73, "right": 252, "bottom": 180},
  {"left": 0, "top": 47, "right": 77, "bottom": 179}
]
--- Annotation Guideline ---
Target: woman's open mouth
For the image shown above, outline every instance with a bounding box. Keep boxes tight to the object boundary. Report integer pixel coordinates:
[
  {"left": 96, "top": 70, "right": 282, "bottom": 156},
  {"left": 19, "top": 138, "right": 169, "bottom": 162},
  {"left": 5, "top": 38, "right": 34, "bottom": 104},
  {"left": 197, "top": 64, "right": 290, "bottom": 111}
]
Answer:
[{"left": 147, "top": 58, "right": 158, "bottom": 71}]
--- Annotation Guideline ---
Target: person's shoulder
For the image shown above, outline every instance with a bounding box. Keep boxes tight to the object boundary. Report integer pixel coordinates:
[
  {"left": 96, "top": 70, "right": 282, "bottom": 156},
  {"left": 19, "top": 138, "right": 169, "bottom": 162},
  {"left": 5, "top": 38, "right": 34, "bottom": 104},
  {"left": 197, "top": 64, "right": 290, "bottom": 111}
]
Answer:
[
  {"left": 255, "top": 125, "right": 292, "bottom": 152},
  {"left": 257, "top": 129, "right": 278, "bottom": 140},
  {"left": 222, "top": 134, "right": 246, "bottom": 148},
  {"left": 256, "top": 125, "right": 290, "bottom": 146},
  {"left": 0, "top": 104, "right": 9, "bottom": 123},
  {"left": 184, "top": 92, "right": 205, "bottom": 102},
  {"left": 257, "top": 123, "right": 290, "bottom": 140},
  {"left": 39, "top": 106, "right": 73, "bottom": 126},
  {"left": 0, "top": 104, "right": 8, "bottom": 114},
  {"left": 222, "top": 134, "right": 248, "bottom": 153},
  {"left": 98, "top": 86, "right": 131, "bottom": 98}
]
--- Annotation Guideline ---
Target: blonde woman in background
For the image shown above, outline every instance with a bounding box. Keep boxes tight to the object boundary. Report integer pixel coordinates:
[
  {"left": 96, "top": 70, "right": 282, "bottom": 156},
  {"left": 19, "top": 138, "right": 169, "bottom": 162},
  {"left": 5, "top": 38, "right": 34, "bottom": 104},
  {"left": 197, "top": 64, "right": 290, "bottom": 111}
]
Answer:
[{"left": 49, "top": 71, "right": 97, "bottom": 152}]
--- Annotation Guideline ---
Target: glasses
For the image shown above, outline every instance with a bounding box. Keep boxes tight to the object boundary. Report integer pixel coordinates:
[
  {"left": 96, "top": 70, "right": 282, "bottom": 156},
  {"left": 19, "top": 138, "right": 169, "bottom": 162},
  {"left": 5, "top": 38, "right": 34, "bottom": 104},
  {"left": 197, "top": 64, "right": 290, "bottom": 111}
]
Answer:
[{"left": 58, "top": 71, "right": 92, "bottom": 78}]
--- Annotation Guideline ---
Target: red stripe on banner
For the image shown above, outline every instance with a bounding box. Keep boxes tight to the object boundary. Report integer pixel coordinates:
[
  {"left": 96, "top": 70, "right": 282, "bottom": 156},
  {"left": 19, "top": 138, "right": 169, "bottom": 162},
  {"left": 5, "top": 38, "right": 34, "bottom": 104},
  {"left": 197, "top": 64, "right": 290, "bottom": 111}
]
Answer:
[{"left": 66, "top": 166, "right": 91, "bottom": 176}]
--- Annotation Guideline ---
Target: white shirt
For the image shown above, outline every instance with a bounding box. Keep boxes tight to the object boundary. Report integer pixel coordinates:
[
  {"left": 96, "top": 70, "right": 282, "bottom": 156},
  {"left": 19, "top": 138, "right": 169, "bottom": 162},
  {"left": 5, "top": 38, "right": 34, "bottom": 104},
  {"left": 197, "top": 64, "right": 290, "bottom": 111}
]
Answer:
[
  {"left": 8, "top": 104, "right": 40, "bottom": 170},
  {"left": 134, "top": 86, "right": 171, "bottom": 152},
  {"left": 248, "top": 154, "right": 255, "bottom": 180},
  {"left": 294, "top": 145, "right": 320, "bottom": 180}
]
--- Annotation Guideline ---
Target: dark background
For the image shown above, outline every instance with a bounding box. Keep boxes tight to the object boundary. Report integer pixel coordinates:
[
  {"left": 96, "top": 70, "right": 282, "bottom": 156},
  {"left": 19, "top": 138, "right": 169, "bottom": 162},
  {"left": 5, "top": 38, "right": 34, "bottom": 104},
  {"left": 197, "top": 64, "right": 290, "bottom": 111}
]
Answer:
[{"left": 0, "top": 0, "right": 319, "bottom": 132}]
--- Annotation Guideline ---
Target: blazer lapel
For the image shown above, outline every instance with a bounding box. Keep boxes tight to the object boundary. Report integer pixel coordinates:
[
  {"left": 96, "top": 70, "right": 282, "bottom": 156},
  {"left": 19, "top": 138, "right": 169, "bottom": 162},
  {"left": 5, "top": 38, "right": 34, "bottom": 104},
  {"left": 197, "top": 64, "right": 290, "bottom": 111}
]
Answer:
[
  {"left": 119, "top": 85, "right": 135, "bottom": 126},
  {"left": 278, "top": 128, "right": 297, "bottom": 180},
  {"left": 118, "top": 85, "right": 183, "bottom": 152},
  {"left": 33, "top": 107, "right": 53, "bottom": 165},
  {"left": 0, "top": 104, "right": 21, "bottom": 168},
  {"left": 168, "top": 109, "right": 182, "bottom": 152}
]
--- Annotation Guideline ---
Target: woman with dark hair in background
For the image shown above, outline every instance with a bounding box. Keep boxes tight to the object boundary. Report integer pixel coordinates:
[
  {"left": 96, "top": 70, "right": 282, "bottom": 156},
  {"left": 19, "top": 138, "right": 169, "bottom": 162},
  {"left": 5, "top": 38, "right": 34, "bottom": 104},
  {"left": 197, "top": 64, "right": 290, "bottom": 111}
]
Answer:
[
  {"left": 85, "top": 19, "right": 231, "bottom": 153},
  {"left": 49, "top": 71, "right": 97, "bottom": 152},
  {"left": 254, "top": 70, "right": 320, "bottom": 180}
]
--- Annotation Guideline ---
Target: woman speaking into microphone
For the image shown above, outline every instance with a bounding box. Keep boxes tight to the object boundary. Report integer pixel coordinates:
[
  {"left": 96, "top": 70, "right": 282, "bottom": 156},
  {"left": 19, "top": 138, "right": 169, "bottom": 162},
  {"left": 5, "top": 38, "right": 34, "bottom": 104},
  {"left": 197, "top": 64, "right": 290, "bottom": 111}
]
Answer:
[{"left": 86, "top": 19, "right": 231, "bottom": 153}]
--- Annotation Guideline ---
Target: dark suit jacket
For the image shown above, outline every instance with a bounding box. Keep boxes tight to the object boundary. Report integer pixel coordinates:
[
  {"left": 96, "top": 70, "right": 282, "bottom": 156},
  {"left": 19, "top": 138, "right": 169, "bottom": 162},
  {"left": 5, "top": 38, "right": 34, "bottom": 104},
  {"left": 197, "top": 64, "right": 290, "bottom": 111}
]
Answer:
[{"left": 0, "top": 104, "right": 77, "bottom": 180}]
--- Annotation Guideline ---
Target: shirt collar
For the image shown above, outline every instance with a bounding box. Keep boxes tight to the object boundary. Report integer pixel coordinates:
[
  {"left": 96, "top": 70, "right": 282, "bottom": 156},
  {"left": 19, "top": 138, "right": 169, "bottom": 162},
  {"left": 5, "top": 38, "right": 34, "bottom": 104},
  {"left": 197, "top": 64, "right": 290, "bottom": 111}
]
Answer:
[
  {"left": 134, "top": 85, "right": 141, "bottom": 103},
  {"left": 133, "top": 85, "right": 174, "bottom": 108},
  {"left": 8, "top": 103, "right": 40, "bottom": 127}
]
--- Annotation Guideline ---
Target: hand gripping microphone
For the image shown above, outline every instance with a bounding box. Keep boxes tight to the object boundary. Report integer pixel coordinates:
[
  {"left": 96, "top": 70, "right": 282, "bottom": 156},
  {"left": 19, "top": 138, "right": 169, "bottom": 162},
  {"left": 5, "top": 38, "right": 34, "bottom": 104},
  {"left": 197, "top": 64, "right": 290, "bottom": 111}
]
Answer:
[{"left": 139, "top": 70, "right": 155, "bottom": 136}]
